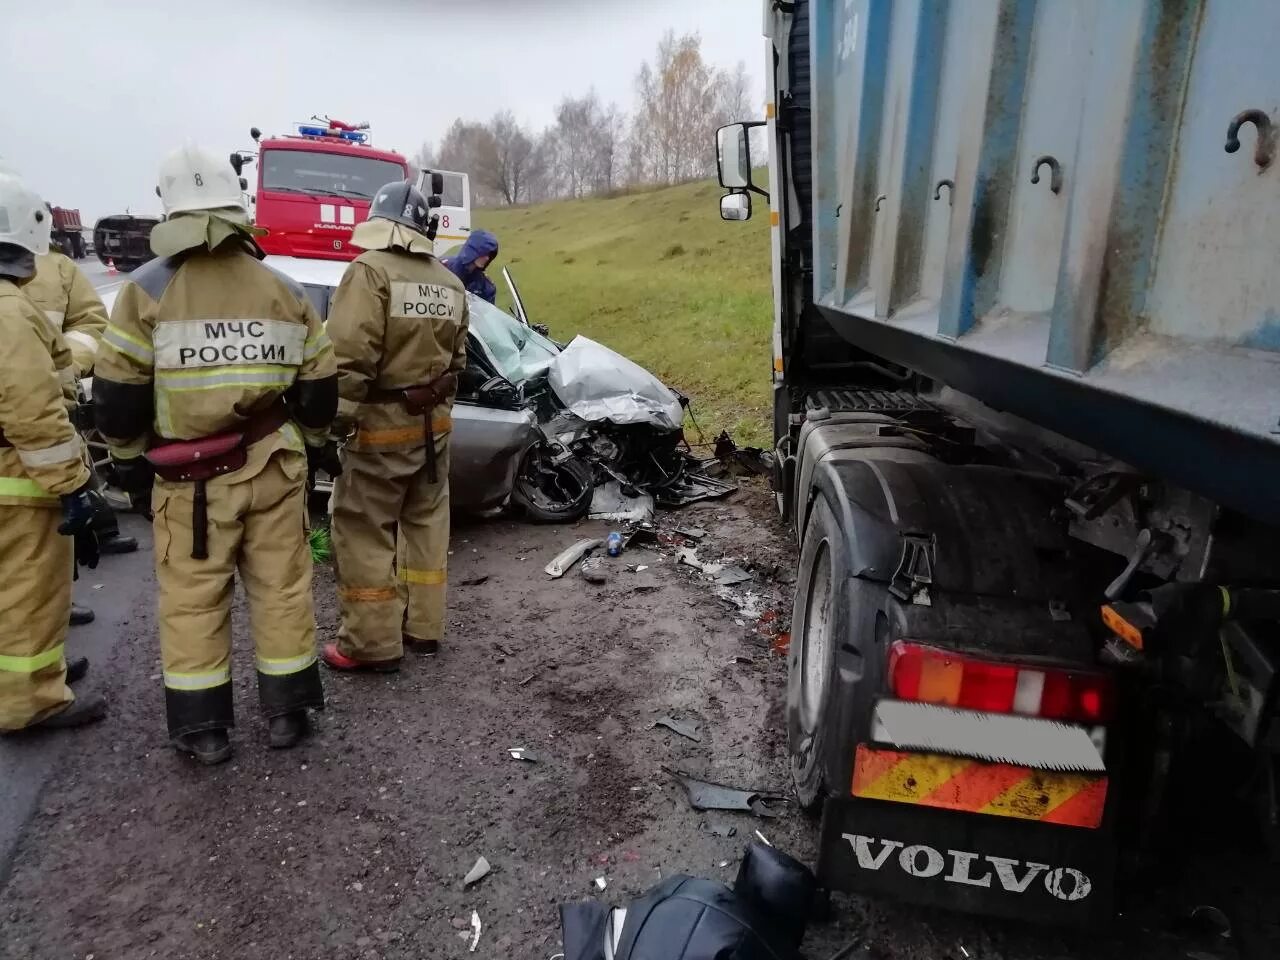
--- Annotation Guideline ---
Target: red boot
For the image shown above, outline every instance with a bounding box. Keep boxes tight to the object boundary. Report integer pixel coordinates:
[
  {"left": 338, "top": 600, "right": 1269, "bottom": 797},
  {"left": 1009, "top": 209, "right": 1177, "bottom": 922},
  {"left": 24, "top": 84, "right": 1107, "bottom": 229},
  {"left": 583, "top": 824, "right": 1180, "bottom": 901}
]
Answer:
[{"left": 321, "top": 643, "right": 400, "bottom": 673}]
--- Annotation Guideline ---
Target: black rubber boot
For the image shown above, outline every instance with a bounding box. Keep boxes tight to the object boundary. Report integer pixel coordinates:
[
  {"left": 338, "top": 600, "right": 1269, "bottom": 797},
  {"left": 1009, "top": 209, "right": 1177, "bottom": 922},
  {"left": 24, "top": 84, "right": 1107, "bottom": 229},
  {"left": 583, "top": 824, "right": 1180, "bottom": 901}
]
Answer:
[
  {"left": 66, "top": 656, "right": 89, "bottom": 684},
  {"left": 98, "top": 532, "right": 139, "bottom": 555},
  {"left": 33, "top": 692, "right": 107, "bottom": 729},
  {"left": 70, "top": 603, "right": 95, "bottom": 626},
  {"left": 173, "top": 728, "right": 233, "bottom": 765},
  {"left": 403, "top": 635, "right": 439, "bottom": 656},
  {"left": 268, "top": 711, "right": 310, "bottom": 749}
]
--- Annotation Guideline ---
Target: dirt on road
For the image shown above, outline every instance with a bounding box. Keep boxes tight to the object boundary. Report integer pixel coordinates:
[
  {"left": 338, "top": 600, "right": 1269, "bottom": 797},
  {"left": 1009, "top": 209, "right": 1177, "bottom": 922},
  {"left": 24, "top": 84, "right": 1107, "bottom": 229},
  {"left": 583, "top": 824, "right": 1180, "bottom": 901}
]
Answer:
[{"left": 0, "top": 481, "right": 1277, "bottom": 960}]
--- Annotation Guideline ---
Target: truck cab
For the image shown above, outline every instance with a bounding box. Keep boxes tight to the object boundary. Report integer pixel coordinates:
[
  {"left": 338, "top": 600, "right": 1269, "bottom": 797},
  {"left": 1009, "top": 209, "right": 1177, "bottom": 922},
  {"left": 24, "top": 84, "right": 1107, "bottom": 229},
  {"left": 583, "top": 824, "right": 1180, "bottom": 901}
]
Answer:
[
  {"left": 232, "top": 118, "right": 474, "bottom": 262},
  {"left": 243, "top": 121, "right": 409, "bottom": 261}
]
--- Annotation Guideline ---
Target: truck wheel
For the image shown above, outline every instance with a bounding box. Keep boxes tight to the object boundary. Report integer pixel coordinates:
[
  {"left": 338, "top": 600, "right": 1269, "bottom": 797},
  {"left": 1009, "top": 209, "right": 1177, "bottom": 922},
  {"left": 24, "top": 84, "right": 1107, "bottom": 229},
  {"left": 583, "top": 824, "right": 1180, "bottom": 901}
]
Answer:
[{"left": 787, "top": 495, "right": 851, "bottom": 810}]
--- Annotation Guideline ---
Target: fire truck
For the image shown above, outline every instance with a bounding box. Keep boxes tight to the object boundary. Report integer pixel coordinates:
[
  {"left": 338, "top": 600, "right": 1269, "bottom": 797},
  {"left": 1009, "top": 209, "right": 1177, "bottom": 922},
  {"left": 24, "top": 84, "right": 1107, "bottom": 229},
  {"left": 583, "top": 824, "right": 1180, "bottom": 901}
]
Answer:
[{"left": 231, "top": 116, "right": 472, "bottom": 262}]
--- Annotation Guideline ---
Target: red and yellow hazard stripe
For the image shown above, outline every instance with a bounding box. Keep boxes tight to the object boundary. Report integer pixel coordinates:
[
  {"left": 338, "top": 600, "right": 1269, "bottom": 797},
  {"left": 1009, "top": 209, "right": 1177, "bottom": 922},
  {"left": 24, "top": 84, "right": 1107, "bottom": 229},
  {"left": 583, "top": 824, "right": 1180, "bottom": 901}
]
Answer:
[{"left": 852, "top": 746, "right": 1107, "bottom": 829}]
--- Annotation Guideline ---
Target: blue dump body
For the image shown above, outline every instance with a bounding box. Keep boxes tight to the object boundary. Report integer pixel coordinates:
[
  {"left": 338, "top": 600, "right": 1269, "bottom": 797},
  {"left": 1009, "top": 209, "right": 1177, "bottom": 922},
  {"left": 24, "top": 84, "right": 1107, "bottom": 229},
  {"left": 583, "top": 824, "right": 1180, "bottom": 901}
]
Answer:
[{"left": 806, "top": 0, "right": 1279, "bottom": 521}]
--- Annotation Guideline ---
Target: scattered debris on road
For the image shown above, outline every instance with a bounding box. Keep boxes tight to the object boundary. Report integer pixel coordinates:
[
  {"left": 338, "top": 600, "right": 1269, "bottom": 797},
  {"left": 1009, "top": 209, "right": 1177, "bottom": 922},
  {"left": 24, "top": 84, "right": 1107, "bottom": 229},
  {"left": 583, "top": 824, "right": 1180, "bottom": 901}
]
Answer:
[
  {"left": 665, "top": 769, "right": 788, "bottom": 818},
  {"left": 463, "top": 856, "right": 492, "bottom": 887},
  {"left": 545, "top": 538, "right": 602, "bottom": 578},
  {"left": 508, "top": 747, "right": 538, "bottom": 762},
  {"left": 712, "top": 431, "right": 774, "bottom": 478},
  {"left": 650, "top": 716, "right": 702, "bottom": 742},
  {"left": 558, "top": 843, "right": 814, "bottom": 959},
  {"left": 580, "top": 555, "right": 608, "bottom": 584},
  {"left": 468, "top": 911, "right": 482, "bottom": 952}
]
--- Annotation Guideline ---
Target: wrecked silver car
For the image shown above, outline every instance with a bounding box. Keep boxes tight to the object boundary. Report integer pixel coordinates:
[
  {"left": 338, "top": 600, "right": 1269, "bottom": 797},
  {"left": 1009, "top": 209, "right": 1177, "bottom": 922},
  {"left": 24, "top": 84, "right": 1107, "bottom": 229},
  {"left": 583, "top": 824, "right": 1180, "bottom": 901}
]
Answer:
[{"left": 94, "top": 258, "right": 731, "bottom": 523}]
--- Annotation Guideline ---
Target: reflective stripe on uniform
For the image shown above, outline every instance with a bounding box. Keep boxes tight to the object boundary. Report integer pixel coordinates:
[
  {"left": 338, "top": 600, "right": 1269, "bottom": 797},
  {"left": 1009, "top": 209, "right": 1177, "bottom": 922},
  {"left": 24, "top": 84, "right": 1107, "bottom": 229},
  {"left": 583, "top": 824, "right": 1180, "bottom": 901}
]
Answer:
[
  {"left": 109, "top": 438, "right": 148, "bottom": 459},
  {"left": 281, "top": 422, "right": 304, "bottom": 452},
  {"left": 154, "top": 319, "right": 306, "bottom": 369},
  {"left": 256, "top": 651, "right": 318, "bottom": 677},
  {"left": 102, "top": 324, "right": 155, "bottom": 365},
  {"left": 65, "top": 330, "right": 99, "bottom": 354},
  {"left": 303, "top": 332, "right": 332, "bottom": 362},
  {"left": 0, "top": 644, "right": 64, "bottom": 673},
  {"left": 163, "top": 665, "right": 232, "bottom": 691},
  {"left": 399, "top": 568, "right": 446, "bottom": 586},
  {"left": 0, "top": 477, "right": 57, "bottom": 500},
  {"left": 156, "top": 365, "right": 297, "bottom": 392},
  {"left": 43, "top": 309, "right": 66, "bottom": 331},
  {"left": 338, "top": 585, "right": 398, "bottom": 602},
  {"left": 355, "top": 417, "right": 453, "bottom": 447},
  {"left": 16, "top": 436, "right": 83, "bottom": 469}
]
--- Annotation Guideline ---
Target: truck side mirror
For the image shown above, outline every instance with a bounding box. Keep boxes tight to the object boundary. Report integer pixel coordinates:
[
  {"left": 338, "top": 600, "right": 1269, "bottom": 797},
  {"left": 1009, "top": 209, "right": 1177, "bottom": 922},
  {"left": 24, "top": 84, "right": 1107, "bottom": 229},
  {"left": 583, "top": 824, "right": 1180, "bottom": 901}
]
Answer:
[
  {"left": 239, "top": 177, "right": 249, "bottom": 191},
  {"left": 721, "top": 193, "right": 752, "bottom": 221},
  {"left": 718, "top": 124, "right": 751, "bottom": 189},
  {"left": 716, "top": 121, "right": 768, "bottom": 198},
  {"left": 250, "top": 127, "right": 262, "bottom": 143},
  {"left": 430, "top": 172, "right": 445, "bottom": 196},
  {"left": 230, "top": 153, "right": 243, "bottom": 175}
]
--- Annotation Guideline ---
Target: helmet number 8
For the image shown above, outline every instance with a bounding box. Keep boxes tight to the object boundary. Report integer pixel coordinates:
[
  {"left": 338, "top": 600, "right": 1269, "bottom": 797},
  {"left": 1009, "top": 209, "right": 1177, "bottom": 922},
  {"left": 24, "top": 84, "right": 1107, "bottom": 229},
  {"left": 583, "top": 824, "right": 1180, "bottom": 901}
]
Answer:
[{"left": 194, "top": 173, "right": 204, "bottom": 187}]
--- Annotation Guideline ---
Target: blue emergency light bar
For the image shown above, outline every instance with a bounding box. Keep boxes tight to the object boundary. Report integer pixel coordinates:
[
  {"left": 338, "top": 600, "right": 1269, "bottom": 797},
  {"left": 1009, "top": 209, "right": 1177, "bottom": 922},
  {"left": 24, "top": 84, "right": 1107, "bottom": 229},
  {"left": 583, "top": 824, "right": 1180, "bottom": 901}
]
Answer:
[{"left": 296, "top": 125, "right": 369, "bottom": 144}]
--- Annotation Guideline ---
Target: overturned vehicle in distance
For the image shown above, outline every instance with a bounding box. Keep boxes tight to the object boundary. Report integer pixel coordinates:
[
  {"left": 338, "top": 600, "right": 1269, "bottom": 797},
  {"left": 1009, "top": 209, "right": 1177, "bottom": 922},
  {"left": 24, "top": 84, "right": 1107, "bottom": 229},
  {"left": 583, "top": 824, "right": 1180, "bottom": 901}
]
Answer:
[
  {"left": 269, "top": 259, "right": 735, "bottom": 522},
  {"left": 93, "top": 214, "right": 161, "bottom": 272}
]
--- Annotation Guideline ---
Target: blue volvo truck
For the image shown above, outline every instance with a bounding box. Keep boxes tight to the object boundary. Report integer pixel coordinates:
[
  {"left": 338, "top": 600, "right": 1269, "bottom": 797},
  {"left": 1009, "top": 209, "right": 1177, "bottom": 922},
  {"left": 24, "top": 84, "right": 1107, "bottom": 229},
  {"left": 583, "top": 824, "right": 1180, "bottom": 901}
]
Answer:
[{"left": 717, "top": 0, "right": 1280, "bottom": 924}]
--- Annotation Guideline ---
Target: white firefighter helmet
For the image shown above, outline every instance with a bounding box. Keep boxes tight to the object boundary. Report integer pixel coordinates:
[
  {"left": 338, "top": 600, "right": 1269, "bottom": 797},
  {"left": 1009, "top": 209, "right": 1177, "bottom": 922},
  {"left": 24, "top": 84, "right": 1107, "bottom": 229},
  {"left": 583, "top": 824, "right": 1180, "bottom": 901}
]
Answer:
[
  {"left": 157, "top": 143, "right": 245, "bottom": 217},
  {"left": 0, "top": 173, "right": 50, "bottom": 255}
]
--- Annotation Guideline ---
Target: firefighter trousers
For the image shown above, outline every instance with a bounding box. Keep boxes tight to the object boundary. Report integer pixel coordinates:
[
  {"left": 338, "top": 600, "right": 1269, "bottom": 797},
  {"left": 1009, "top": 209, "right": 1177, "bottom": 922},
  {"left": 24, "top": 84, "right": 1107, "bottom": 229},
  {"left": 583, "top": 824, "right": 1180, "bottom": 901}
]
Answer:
[
  {"left": 0, "top": 506, "right": 74, "bottom": 731},
  {"left": 331, "top": 436, "right": 451, "bottom": 661},
  {"left": 153, "top": 450, "right": 323, "bottom": 739}
]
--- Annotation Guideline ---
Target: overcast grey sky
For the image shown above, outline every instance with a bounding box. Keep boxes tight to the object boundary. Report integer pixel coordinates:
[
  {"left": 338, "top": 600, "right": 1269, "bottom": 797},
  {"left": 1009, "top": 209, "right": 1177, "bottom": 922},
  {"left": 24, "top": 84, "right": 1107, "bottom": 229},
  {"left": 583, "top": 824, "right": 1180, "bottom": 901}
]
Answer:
[{"left": 0, "top": 0, "right": 764, "bottom": 222}]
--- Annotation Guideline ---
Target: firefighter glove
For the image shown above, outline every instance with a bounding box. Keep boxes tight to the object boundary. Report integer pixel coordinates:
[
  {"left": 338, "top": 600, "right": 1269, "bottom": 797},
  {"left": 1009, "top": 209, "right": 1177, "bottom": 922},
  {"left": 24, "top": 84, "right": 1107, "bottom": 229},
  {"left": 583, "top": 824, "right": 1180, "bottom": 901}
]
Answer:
[
  {"left": 58, "top": 481, "right": 108, "bottom": 570},
  {"left": 307, "top": 440, "right": 343, "bottom": 480},
  {"left": 110, "top": 456, "right": 155, "bottom": 496}
]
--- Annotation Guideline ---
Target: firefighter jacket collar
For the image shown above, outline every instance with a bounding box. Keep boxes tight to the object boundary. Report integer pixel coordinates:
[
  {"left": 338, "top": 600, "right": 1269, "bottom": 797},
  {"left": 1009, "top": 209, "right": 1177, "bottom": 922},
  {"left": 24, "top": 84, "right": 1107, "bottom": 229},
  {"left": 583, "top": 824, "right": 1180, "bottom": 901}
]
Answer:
[
  {"left": 0, "top": 244, "right": 35, "bottom": 281},
  {"left": 149, "top": 210, "right": 267, "bottom": 259},
  {"left": 350, "top": 219, "right": 435, "bottom": 257}
]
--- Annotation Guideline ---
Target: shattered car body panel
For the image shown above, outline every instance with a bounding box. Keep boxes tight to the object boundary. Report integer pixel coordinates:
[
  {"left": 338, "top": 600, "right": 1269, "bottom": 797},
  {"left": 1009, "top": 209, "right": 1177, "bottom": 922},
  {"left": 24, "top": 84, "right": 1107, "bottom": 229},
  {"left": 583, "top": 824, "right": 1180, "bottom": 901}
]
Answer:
[{"left": 547, "top": 336, "right": 685, "bottom": 431}]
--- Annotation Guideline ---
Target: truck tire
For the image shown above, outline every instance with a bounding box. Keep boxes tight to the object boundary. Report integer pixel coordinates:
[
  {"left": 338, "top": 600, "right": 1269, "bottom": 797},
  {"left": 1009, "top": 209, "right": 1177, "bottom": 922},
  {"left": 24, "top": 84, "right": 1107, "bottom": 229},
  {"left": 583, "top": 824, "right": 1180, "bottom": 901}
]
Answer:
[
  {"left": 787, "top": 495, "right": 851, "bottom": 809},
  {"left": 788, "top": 492, "right": 892, "bottom": 811}
]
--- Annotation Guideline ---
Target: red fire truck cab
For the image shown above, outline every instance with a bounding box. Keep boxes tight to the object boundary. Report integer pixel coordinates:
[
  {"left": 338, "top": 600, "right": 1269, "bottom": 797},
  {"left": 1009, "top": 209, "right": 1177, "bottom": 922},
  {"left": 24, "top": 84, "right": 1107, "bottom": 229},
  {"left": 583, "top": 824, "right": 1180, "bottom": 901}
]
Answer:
[{"left": 235, "top": 118, "right": 410, "bottom": 262}]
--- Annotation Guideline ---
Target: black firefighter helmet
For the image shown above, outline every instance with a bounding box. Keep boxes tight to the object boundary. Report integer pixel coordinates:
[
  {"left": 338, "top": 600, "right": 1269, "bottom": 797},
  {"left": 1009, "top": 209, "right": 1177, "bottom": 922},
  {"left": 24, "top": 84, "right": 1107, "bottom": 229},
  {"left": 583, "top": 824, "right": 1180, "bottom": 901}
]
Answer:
[{"left": 368, "top": 180, "right": 432, "bottom": 234}]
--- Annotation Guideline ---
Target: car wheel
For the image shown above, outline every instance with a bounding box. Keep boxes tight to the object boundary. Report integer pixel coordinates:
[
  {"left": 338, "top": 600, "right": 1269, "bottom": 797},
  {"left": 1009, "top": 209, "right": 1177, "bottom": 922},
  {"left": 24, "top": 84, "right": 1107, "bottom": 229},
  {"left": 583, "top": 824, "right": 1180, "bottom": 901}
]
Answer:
[{"left": 511, "top": 445, "right": 593, "bottom": 523}]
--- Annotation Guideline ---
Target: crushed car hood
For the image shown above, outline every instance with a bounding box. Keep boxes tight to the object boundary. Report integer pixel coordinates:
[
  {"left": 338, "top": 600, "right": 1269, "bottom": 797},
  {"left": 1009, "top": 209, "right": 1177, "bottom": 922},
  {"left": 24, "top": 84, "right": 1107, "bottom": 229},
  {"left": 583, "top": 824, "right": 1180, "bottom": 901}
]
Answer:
[{"left": 547, "top": 336, "right": 684, "bottom": 431}]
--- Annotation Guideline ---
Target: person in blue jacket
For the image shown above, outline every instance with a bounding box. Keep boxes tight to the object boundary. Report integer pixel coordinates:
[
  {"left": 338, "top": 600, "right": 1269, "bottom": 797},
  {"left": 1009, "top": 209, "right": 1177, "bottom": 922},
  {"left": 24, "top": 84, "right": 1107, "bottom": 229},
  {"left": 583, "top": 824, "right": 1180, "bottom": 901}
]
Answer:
[{"left": 443, "top": 230, "right": 499, "bottom": 304}]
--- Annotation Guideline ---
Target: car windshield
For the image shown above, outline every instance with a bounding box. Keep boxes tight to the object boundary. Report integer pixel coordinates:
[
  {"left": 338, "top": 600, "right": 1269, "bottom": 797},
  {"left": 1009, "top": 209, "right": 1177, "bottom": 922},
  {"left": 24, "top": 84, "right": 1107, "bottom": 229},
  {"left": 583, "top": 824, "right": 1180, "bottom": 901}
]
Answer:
[
  {"left": 467, "top": 296, "right": 559, "bottom": 384},
  {"left": 261, "top": 149, "right": 405, "bottom": 201}
]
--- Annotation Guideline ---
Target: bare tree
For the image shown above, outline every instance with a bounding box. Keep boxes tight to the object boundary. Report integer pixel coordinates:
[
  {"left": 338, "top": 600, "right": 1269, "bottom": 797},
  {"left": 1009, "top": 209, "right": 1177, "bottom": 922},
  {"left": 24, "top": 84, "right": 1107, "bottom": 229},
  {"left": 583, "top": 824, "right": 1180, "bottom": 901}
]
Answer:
[
  {"left": 633, "top": 33, "right": 755, "bottom": 185},
  {"left": 411, "top": 142, "right": 437, "bottom": 177},
  {"left": 418, "top": 34, "right": 754, "bottom": 203}
]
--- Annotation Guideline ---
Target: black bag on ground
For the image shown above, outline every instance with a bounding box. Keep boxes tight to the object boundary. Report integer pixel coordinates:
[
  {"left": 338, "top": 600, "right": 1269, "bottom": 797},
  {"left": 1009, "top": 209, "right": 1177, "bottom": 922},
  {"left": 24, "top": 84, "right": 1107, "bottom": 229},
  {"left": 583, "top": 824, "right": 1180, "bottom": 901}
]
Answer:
[{"left": 560, "top": 843, "right": 816, "bottom": 960}]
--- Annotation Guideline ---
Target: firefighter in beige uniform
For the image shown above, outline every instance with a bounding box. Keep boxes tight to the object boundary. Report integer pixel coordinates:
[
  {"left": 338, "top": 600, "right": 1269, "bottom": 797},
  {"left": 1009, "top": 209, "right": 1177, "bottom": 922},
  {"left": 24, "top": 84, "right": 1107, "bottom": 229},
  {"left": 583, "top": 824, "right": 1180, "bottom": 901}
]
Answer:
[
  {"left": 0, "top": 173, "right": 108, "bottom": 732},
  {"left": 25, "top": 211, "right": 141, "bottom": 595},
  {"left": 93, "top": 146, "right": 339, "bottom": 765},
  {"left": 322, "top": 181, "right": 469, "bottom": 671}
]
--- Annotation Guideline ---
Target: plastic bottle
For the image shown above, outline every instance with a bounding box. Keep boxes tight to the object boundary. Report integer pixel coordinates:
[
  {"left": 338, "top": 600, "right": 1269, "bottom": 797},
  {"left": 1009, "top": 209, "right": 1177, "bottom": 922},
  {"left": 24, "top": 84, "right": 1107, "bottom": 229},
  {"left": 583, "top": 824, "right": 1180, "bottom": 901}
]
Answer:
[{"left": 606, "top": 532, "right": 624, "bottom": 557}]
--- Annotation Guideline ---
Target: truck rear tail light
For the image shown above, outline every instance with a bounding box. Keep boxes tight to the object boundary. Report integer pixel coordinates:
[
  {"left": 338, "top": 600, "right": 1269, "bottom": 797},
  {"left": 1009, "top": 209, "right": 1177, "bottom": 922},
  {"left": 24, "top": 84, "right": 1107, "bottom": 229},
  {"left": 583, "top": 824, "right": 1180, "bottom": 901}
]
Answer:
[{"left": 888, "top": 642, "right": 1114, "bottom": 724}]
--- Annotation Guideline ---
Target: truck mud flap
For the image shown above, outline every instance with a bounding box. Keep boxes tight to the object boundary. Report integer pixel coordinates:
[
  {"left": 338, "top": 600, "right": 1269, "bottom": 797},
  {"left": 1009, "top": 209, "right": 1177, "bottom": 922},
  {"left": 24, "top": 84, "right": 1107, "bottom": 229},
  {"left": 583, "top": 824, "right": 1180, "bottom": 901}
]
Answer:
[{"left": 817, "top": 797, "right": 1114, "bottom": 925}]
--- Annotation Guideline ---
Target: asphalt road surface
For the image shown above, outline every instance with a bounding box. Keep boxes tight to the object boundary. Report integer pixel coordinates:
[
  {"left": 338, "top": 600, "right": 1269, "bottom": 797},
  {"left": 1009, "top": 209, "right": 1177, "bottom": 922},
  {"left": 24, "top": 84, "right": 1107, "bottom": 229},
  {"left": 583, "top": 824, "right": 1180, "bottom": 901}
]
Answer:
[{"left": 81, "top": 255, "right": 129, "bottom": 299}]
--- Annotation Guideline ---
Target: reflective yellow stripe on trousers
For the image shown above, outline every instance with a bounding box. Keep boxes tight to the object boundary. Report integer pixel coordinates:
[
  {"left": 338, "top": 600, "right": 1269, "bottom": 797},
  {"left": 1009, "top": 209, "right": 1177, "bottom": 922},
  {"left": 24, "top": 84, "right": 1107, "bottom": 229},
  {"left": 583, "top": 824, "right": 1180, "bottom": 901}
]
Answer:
[
  {"left": 256, "top": 652, "right": 318, "bottom": 677},
  {"left": 163, "top": 666, "right": 232, "bottom": 691},
  {"left": 399, "top": 568, "right": 446, "bottom": 585},
  {"left": 0, "top": 477, "right": 58, "bottom": 500},
  {"left": 0, "top": 644, "right": 65, "bottom": 673}
]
